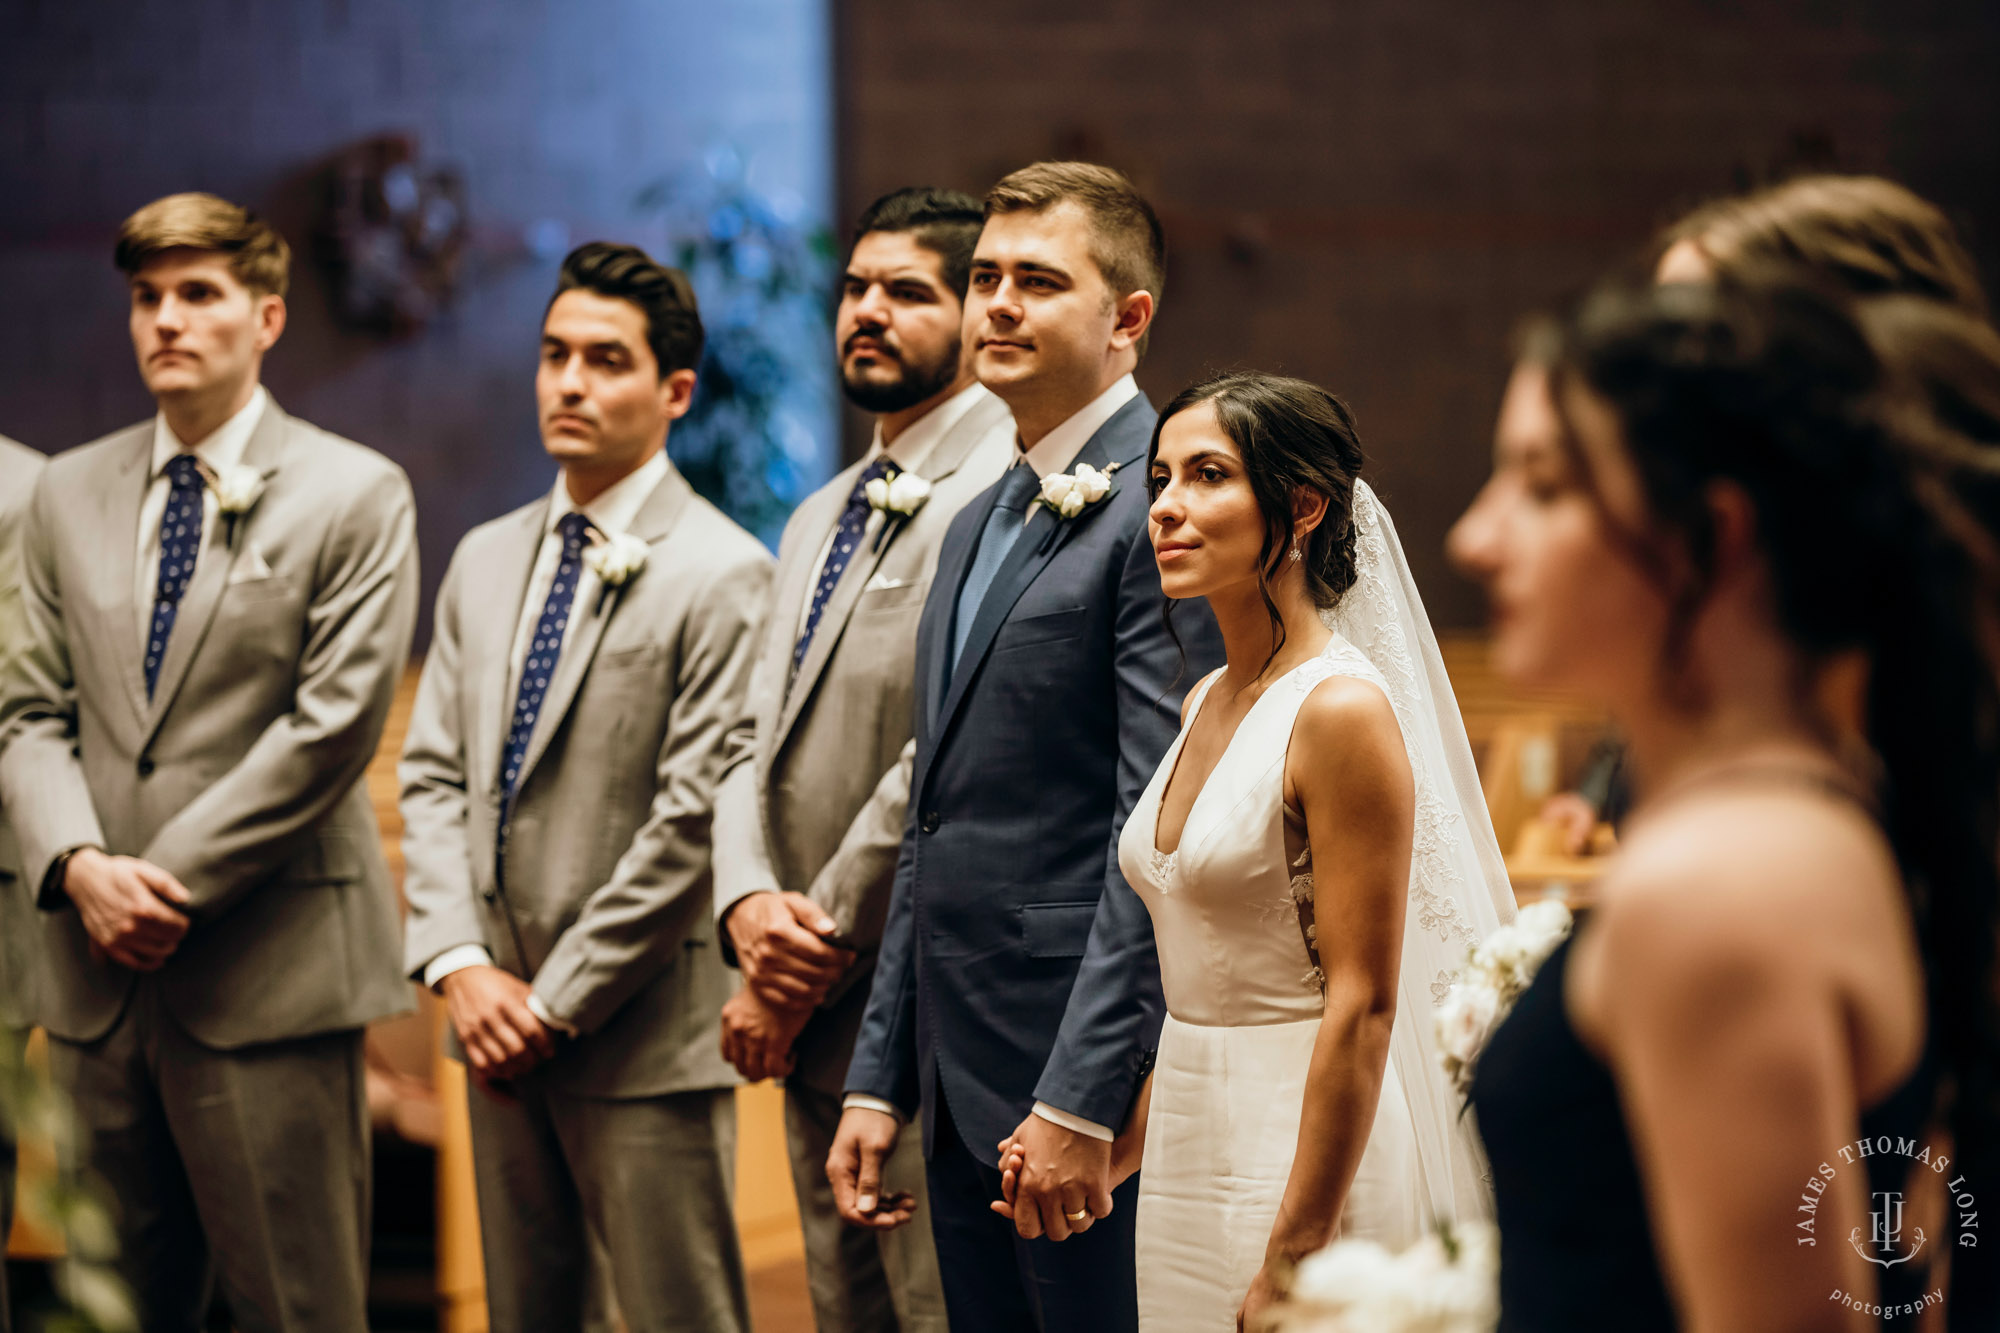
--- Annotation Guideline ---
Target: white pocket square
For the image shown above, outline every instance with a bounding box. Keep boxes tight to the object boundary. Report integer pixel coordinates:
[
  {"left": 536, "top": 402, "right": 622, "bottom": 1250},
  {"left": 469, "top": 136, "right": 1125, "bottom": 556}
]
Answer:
[
  {"left": 228, "top": 546, "right": 276, "bottom": 584},
  {"left": 863, "top": 574, "right": 911, "bottom": 592}
]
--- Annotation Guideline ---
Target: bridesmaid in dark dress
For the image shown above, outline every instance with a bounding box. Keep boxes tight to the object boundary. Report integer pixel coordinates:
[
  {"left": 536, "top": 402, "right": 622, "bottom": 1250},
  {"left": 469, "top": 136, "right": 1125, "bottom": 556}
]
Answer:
[{"left": 1447, "top": 271, "right": 2000, "bottom": 1331}]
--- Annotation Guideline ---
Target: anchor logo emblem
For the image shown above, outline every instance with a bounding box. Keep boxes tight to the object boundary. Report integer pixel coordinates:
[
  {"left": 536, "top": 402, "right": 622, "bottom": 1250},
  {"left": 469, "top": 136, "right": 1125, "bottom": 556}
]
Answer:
[{"left": 1849, "top": 1191, "right": 1927, "bottom": 1269}]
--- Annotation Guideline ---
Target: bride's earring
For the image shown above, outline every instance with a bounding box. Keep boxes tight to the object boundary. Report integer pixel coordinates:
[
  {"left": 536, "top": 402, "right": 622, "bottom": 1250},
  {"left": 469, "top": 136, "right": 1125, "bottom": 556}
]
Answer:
[{"left": 1288, "top": 540, "right": 1302, "bottom": 563}]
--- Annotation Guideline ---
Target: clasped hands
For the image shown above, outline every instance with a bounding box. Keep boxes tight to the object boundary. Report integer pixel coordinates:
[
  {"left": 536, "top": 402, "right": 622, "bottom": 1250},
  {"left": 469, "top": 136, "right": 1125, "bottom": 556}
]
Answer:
[
  {"left": 718, "top": 891, "right": 853, "bottom": 1081},
  {"left": 64, "top": 847, "right": 192, "bottom": 971},
  {"left": 440, "top": 964, "right": 556, "bottom": 1094},
  {"left": 988, "top": 1113, "right": 1140, "bottom": 1242}
]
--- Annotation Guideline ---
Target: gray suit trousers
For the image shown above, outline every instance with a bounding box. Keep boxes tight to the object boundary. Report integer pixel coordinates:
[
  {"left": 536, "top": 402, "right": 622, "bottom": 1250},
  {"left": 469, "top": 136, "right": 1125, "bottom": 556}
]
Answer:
[
  {"left": 466, "top": 1080, "right": 749, "bottom": 1333},
  {"left": 50, "top": 983, "right": 369, "bottom": 1333},
  {"left": 785, "top": 1081, "right": 948, "bottom": 1333}
]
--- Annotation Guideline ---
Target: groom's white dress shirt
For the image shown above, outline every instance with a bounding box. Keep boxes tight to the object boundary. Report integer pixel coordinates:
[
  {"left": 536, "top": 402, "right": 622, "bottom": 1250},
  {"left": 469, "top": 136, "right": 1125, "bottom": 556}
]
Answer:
[
  {"left": 421, "top": 448, "right": 672, "bottom": 1029},
  {"left": 843, "top": 373, "right": 1144, "bottom": 1145}
]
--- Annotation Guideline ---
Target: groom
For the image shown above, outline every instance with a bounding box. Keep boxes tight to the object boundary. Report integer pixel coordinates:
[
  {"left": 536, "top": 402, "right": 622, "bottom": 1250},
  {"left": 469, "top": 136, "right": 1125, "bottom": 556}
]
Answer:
[{"left": 831, "top": 162, "right": 1222, "bottom": 1331}]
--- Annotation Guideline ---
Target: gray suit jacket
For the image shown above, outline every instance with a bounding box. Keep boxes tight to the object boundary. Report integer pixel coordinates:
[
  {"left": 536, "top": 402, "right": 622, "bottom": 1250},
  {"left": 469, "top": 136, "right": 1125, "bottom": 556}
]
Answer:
[
  {"left": 0, "top": 435, "right": 47, "bottom": 1029},
  {"left": 712, "top": 390, "right": 1015, "bottom": 1092},
  {"left": 401, "top": 463, "right": 772, "bottom": 1099},
  {"left": 0, "top": 403, "right": 419, "bottom": 1048}
]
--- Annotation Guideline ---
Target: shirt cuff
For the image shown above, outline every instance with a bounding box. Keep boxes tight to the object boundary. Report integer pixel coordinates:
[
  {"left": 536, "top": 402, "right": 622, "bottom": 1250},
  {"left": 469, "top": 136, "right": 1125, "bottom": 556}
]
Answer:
[
  {"left": 842, "top": 1093, "right": 907, "bottom": 1123},
  {"left": 526, "top": 992, "right": 578, "bottom": 1037},
  {"left": 422, "top": 944, "right": 494, "bottom": 991},
  {"left": 1032, "top": 1101, "right": 1114, "bottom": 1142}
]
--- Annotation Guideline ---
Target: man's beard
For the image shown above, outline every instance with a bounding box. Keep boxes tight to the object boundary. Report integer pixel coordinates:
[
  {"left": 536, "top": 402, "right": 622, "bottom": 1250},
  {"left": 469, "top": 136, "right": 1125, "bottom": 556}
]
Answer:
[{"left": 841, "top": 339, "right": 960, "bottom": 414}]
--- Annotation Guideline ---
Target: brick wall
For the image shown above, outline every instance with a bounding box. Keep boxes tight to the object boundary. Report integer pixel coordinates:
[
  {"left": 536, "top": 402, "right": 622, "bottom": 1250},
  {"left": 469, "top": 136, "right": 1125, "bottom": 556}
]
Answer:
[{"left": 835, "top": 0, "right": 2000, "bottom": 627}]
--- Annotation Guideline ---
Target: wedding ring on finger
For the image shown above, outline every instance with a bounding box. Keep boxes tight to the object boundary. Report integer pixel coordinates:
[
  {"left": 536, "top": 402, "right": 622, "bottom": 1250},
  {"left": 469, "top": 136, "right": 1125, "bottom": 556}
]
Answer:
[{"left": 1064, "top": 1206, "right": 1090, "bottom": 1222}]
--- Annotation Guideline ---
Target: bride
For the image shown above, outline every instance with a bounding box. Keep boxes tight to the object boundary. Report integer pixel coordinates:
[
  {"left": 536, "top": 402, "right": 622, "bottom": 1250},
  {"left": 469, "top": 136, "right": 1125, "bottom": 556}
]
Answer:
[{"left": 1000, "top": 371, "right": 1514, "bottom": 1330}]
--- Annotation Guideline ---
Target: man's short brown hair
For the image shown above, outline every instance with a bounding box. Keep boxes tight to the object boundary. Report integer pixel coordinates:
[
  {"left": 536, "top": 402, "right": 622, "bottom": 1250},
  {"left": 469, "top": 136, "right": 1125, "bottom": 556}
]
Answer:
[
  {"left": 985, "top": 161, "right": 1166, "bottom": 355},
  {"left": 115, "top": 192, "right": 292, "bottom": 298}
]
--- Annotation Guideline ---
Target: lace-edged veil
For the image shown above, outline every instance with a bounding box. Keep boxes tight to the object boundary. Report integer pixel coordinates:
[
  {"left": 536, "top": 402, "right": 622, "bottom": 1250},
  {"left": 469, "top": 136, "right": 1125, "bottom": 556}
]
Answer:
[{"left": 1321, "top": 479, "right": 1515, "bottom": 1226}]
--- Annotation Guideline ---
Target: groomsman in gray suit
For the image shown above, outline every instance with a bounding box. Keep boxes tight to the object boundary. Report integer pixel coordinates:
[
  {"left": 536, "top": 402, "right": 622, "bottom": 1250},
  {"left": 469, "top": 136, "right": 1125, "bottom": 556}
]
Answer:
[
  {"left": 713, "top": 188, "right": 1015, "bottom": 1332},
  {"left": 0, "top": 431, "right": 46, "bottom": 1333},
  {"left": 400, "top": 242, "right": 770, "bottom": 1333},
  {"left": 0, "top": 194, "right": 419, "bottom": 1332}
]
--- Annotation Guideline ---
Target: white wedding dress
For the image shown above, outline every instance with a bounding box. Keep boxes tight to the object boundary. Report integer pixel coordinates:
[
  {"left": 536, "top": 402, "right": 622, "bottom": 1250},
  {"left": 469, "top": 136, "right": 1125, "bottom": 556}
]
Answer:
[{"left": 1118, "top": 483, "right": 1515, "bottom": 1331}]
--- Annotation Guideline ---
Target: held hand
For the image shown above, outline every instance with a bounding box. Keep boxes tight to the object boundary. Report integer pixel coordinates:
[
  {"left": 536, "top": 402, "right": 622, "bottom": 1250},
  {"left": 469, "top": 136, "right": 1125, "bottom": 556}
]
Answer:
[
  {"left": 718, "top": 987, "right": 812, "bottom": 1082},
  {"left": 63, "top": 848, "right": 191, "bottom": 971},
  {"left": 440, "top": 965, "right": 557, "bottom": 1082},
  {"left": 999, "top": 1113, "right": 1114, "bottom": 1242},
  {"left": 827, "top": 1106, "right": 916, "bottom": 1230},
  {"left": 1238, "top": 1264, "right": 1283, "bottom": 1332},
  {"left": 724, "top": 891, "right": 854, "bottom": 1007}
]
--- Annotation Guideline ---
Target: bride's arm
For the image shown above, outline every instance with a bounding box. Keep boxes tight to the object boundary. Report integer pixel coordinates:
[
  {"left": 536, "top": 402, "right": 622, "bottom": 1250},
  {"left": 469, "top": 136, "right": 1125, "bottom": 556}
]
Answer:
[
  {"left": 1110, "top": 1071, "right": 1152, "bottom": 1188},
  {"left": 1264, "top": 677, "right": 1414, "bottom": 1267}
]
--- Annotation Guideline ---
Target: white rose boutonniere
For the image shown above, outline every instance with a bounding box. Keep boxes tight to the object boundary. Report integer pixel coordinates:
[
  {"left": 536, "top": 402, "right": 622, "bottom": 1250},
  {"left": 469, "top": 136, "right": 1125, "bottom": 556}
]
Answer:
[
  {"left": 864, "top": 468, "right": 932, "bottom": 550},
  {"left": 1435, "top": 899, "right": 1573, "bottom": 1096},
  {"left": 583, "top": 530, "right": 649, "bottom": 611},
  {"left": 205, "top": 462, "right": 266, "bottom": 546},
  {"left": 1029, "top": 461, "right": 1122, "bottom": 552},
  {"left": 1034, "top": 461, "right": 1118, "bottom": 520}
]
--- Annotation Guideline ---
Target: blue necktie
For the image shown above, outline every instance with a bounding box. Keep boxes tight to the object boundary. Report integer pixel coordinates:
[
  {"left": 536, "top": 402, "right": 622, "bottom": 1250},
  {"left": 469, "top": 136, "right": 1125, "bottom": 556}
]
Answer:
[
  {"left": 145, "top": 454, "right": 206, "bottom": 698},
  {"left": 500, "top": 513, "right": 591, "bottom": 813},
  {"left": 793, "top": 455, "right": 897, "bottom": 680},
  {"left": 951, "top": 463, "right": 1042, "bottom": 672}
]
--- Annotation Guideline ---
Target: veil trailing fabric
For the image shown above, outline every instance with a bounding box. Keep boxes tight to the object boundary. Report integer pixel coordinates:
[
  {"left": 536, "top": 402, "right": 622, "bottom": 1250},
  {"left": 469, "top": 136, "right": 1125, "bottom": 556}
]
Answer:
[{"left": 1320, "top": 479, "right": 1516, "bottom": 1226}]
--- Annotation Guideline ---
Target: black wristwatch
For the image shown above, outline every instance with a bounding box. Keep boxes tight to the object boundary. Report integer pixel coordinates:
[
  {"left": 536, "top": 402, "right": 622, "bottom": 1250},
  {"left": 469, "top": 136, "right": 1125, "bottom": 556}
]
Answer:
[{"left": 39, "top": 844, "right": 97, "bottom": 911}]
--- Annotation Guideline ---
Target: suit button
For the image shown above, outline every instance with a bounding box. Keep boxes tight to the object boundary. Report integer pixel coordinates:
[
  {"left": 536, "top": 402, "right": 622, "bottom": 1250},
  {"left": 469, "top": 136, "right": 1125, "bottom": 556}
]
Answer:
[
  {"left": 920, "top": 811, "right": 941, "bottom": 834},
  {"left": 136, "top": 757, "right": 155, "bottom": 777},
  {"left": 481, "top": 888, "right": 497, "bottom": 904}
]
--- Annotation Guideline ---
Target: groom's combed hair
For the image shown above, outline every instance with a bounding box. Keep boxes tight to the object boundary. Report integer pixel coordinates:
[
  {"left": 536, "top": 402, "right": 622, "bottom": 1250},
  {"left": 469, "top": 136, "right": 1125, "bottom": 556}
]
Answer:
[
  {"left": 853, "top": 187, "right": 986, "bottom": 297},
  {"left": 551, "top": 241, "right": 705, "bottom": 377},
  {"left": 986, "top": 161, "right": 1166, "bottom": 355}
]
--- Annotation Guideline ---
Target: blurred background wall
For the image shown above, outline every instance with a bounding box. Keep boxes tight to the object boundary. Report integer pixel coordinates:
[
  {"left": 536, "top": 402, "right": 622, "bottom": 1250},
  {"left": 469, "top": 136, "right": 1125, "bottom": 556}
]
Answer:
[
  {"left": 3, "top": 1, "right": 1998, "bottom": 631},
  {"left": 0, "top": 0, "right": 836, "bottom": 642},
  {"left": 837, "top": 0, "right": 2000, "bottom": 625}
]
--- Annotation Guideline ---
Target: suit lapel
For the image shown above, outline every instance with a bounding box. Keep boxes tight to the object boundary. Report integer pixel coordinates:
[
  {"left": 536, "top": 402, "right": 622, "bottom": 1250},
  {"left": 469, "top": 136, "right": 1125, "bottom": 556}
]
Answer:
[
  {"left": 512, "top": 467, "right": 692, "bottom": 793},
  {"left": 101, "top": 429, "right": 154, "bottom": 727},
  {"left": 141, "top": 404, "right": 288, "bottom": 744},
  {"left": 927, "top": 395, "right": 1152, "bottom": 760}
]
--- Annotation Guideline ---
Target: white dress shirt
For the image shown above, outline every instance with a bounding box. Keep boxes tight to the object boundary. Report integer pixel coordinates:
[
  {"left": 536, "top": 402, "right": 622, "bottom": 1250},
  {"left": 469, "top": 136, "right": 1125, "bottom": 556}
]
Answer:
[
  {"left": 793, "top": 381, "right": 996, "bottom": 641},
  {"left": 423, "top": 449, "right": 672, "bottom": 1032},
  {"left": 136, "top": 386, "right": 269, "bottom": 643},
  {"left": 845, "top": 376, "right": 1143, "bottom": 1143}
]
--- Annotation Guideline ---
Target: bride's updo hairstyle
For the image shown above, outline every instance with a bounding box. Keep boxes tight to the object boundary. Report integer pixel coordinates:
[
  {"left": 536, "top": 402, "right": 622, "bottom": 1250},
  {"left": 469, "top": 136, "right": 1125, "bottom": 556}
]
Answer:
[
  {"left": 1148, "top": 372, "right": 1367, "bottom": 669},
  {"left": 1537, "top": 271, "right": 2000, "bottom": 1315}
]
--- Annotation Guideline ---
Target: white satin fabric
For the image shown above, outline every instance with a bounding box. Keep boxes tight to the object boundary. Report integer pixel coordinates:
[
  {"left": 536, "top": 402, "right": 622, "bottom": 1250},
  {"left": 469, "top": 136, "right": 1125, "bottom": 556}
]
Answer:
[{"left": 1121, "top": 649, "right": 1426, "bottom": 1330}]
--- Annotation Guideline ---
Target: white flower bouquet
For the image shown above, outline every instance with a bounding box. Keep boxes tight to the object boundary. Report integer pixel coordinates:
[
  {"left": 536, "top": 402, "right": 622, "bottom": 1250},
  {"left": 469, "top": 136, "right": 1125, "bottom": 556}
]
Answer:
[
  {"left": 1435, "top": 899, "right": 1573, "bottom": 1096},
  {"left": 1271, "top": 1223, "right": 1499, "bottom": 1333}
]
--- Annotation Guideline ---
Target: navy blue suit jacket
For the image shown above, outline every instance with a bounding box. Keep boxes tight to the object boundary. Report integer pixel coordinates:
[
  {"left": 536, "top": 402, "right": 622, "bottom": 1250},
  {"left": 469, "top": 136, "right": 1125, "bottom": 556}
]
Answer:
[{"left": 845, "top": 393, "right": 1225, "bottom": 1157}]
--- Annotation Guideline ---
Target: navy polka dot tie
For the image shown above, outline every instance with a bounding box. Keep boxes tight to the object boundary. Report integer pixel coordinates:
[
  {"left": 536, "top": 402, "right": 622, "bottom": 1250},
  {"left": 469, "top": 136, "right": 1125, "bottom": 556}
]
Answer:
[
  {"left": 145, "top": 453, "right": 206, "bottom": 699},
  {"left": 500, "top": 513, "right": 591, "bottom": 815},
  {"left": 791, "top": 455, "right": 897, "bottom": 680}
]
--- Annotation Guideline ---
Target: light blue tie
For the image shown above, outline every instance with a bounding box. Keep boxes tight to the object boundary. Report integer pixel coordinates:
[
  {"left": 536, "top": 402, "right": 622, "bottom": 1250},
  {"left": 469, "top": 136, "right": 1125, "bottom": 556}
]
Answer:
[{"left": 951, "top": 463, "right": 1041, "bottom": 673}]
